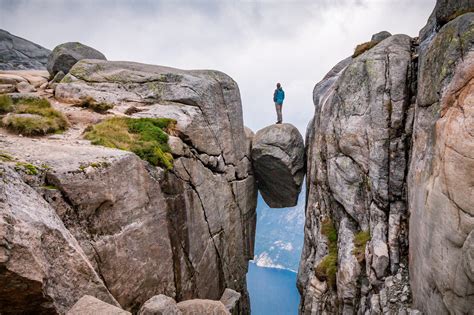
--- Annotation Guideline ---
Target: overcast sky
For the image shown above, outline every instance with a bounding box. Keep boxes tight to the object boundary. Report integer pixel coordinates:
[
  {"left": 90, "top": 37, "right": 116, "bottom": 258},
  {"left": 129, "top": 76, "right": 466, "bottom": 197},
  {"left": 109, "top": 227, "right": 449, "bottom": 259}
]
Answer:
[{"left": 1, "top": 0, "right": 435, "bottom": 134}]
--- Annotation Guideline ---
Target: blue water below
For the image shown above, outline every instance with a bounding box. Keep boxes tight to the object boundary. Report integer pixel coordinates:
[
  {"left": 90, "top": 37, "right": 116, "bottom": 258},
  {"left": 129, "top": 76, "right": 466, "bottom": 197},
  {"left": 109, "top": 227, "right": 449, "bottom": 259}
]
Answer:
[{"left": 247, "top": 263, "right": 300, "bottom": 315}]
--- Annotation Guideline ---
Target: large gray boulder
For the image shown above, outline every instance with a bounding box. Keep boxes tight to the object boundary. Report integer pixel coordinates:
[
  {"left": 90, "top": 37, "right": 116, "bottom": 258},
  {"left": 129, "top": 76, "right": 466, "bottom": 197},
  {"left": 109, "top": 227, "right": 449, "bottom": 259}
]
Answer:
[
  {"left": 0, "top": 29, "right": 50, "bottom": 70},
  {"left": 47, "top": 42, "right": 106, "bottom": 76},
  {"left": 251, "top": 123, "right": 304, "bottom": 208},
  {"left": 138, "top": 295, "right": 181, "bottom": 315},
  {"left": 176, "top": 299, "right": 230, "bottom": 315}
]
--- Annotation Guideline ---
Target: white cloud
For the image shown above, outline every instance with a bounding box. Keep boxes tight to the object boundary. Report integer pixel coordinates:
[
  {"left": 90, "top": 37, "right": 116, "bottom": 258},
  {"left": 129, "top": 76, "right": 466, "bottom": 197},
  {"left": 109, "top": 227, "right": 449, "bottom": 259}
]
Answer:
[{"left": 0, "top": 0, "right": 435, "bottom": 134}]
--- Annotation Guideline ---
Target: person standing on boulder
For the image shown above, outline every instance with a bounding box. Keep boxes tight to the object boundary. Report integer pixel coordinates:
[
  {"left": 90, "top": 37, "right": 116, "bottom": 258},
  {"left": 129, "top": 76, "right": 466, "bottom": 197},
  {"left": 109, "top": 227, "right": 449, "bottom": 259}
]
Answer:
[{"left": 273, "top": 83, "right": 285, "bottom": 124}]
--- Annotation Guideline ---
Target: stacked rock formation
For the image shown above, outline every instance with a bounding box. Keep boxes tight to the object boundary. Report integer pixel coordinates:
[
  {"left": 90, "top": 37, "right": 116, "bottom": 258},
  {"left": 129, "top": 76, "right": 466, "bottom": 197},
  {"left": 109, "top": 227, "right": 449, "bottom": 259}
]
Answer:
[{"left": 298, "top": 0, "right": 474, "bottom": 314}]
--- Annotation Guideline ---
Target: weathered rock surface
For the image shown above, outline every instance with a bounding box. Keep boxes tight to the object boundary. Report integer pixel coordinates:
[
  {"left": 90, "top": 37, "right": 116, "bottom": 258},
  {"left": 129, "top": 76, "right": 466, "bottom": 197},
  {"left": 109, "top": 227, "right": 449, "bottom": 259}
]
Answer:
[
  {"left": 300, "top": 1, "right": 474, "bottom": 314},
  {"left": 298, "top": 34, "right": 416, "bottom": 314},
  {"left": 220, "top": 288, "right": 241, "bottom": 314},
  {"left": 138, "top": 295, "right": 181, "bottom": 315},
  {"left": 177, "top": 299, "right": 230, "bottom": 315},
  {"left": 67, "top": 295, "right": 130, "bottom": 315},
  {"left": 409, "top": 10, "right": 474, "bottom": 315},
  {"left": 47, "top": 42, "right": 106, "bottom": 76},
  {"left": 0, "top": 59, "right": 256, "bottom": 313},
  {"left": 0, "top": 29, "right": 50, "bottom": 70},
  {"left": 0, "top": 164, "right": 119, "bottom": 314},
  {"left": 251, "top": 123, "right": 305, "bottom": 208}
]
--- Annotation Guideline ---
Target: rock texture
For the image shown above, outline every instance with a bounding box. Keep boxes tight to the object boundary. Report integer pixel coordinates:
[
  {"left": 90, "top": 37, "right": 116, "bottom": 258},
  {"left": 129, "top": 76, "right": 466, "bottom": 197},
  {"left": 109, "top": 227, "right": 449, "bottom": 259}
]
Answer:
[
  {"left": 177, "top": 299, "right": 230, "bottom": 315},
  {"left": 0, "top": 29, "right": 50, "bottom": 70},
  {"left": 67, "top": 295, "right": 130, "bottom": 315},
  {"left": 409, "top": 9, "right": 474, "bottom": 315},
  {"left": 138, "top": 295, "right": 181, "bottom": 315},
  {"left": 0, "top": 59, "right": 256, "bottom": 313},
  {"left": 299, "top": 1, "right": 474, "bottom": 314},
  {"left": 251, "top": 123, "right": 305, "bottom": 208},
  {"left": 0, "top": 164, "right": 119, "bottom": 314},
  {"left": 47, "top": 42, "right": 106, "bottom": 76},
  {"left": 299, "top": 34, "right": 416, "bottom": 314}
]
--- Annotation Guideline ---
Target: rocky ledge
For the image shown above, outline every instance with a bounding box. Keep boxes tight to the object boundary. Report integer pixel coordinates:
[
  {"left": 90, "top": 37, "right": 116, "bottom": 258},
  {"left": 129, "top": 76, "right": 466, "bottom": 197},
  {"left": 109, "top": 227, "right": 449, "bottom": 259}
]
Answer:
[{"left": 0, "top": 43, "right": 257, "bottom": 314}]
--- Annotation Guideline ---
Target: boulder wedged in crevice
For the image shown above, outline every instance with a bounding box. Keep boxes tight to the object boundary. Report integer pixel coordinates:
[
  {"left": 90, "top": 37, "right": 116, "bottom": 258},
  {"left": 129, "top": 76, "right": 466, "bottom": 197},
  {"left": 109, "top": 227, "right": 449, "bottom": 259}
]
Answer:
[{"left": 251, "top": 123, "right": 305, "bottom": 208}]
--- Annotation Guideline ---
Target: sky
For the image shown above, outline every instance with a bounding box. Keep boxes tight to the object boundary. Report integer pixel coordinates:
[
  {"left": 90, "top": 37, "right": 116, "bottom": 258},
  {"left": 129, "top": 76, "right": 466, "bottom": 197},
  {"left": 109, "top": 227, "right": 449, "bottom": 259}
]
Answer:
[{"left": 0, "top": 0, "right": 435, "bottom": 134}]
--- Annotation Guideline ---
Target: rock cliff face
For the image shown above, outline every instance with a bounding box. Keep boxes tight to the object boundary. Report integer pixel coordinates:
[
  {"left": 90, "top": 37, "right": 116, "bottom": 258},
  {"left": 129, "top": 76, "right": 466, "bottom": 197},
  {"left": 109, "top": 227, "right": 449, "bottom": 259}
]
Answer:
[
  {"left": 299, "top": 1, "right": 474, "bottom": 314},
  {"left": 0, "top": 59, "right": 256, "bottom": 313},
  {"left": 409, "top": 10, "right": 474, "bottom": 315},
  {"left": 0, "top": 29, "right": 50, "bottom": 70}
]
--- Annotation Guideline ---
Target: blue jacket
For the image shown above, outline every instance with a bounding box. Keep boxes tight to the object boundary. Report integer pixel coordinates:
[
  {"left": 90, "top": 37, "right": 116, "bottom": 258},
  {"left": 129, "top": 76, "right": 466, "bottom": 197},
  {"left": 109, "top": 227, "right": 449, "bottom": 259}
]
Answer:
[{"left": 273, "top": 88, "right": 285, "bottom": 104}]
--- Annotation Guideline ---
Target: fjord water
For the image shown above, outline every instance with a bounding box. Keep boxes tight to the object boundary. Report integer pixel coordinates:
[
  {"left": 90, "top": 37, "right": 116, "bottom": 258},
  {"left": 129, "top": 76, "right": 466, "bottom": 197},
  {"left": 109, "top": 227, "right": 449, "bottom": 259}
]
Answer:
[
  {"left": 247, "top": 191, "right": 305, "bottom": 314},
  {"left": 247, "top": 263, "right": 300, "bottom": 315}
]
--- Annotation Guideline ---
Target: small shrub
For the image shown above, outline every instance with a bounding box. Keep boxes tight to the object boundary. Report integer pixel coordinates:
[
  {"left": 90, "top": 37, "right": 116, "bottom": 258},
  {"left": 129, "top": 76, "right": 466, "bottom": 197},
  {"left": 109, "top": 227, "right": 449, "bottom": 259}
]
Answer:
[
  {"left": 1, "top": 96, "right": 67, "bottom": 136},
  {"left": 352, "top": 230, "right": 371, "bottom": 263},
  {"left": 84, "top": 117, "right": 176, "bottom": 170},
  {"left": 0, "top": 95, "right": 14, "bottom": 114},
  {"left": 353, "top": 40, "right": 379, "bottom": 58},
  {"left": 79, "top": 96, "right": 114, "bottom": 113},
  {"left": 316, "top": 218, "right": 338, "bottom": 288}
]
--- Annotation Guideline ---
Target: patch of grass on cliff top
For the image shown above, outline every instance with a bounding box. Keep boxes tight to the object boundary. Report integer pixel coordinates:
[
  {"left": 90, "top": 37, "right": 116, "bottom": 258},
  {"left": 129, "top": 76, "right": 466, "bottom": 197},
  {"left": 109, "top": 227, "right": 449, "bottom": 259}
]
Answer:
[
  {"left": 0, "top": 95, "right": 68, "bottom": 136},
  {"left": 352, "top": 230, "right": 370, "bottom": 263},
  {"left": 84, "top": 117, "right": 176, "bottom": 170},
  {"left": 315, "top": 218, "right": 338, "bottom": 289},
  {"left": 353, "top": 40, "right": 379, "bottom": 58}
]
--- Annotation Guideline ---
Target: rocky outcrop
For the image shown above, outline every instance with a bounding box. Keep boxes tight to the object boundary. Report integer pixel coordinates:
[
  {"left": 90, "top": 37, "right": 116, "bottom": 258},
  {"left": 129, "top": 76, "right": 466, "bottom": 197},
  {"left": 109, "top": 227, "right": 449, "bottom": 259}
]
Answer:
[
  {"left": 67, "top": 296, "right": 130, "bottom": 315},
  {"left": 251, "top": 124, "right": 305, "bottom": 208},
  {"left": 0, "top": 29, "right": 50, "bottom": 70},
  {"left": 47, "top": 42, "right": 106, "bottom": 76},
  {"left": 0, "top": 164, "right": 119, "bottom": 314},
  {"left": 0, "top": 59, "right": 256, "bottom": 313},
  {"left": 299, "top": 1, "right": 474, "bottom": 314},
  {"left": 409, "top": 9, "right": 474, "bottom": 315},
  {"left": 298, "top": 34, "right": 416, "bottom": 314}
]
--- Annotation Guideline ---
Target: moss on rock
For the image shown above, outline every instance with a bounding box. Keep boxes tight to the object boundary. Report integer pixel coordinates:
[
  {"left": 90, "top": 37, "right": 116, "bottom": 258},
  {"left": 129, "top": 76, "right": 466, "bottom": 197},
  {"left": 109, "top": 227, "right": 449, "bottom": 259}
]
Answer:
[
  {"left": 84, "top": 117, "right": 176, "bottom": 170},
  {"left": 315, "top": 218, "right": 338, "bottom": 289}
]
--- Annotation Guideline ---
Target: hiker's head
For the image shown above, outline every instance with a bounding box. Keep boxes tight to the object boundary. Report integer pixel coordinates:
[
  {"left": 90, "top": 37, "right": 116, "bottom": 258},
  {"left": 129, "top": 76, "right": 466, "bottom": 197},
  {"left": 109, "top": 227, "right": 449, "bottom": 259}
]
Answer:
[{"left": 276, "top": 83, "right": 281, "bottom": 89}]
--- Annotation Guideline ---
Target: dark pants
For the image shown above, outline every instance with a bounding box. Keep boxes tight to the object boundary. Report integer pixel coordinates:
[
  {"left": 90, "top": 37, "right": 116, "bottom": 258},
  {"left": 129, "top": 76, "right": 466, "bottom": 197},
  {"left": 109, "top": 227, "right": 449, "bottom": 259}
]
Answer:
[{"left": 275, "top": 103, "right": 282, "bottom": 123}]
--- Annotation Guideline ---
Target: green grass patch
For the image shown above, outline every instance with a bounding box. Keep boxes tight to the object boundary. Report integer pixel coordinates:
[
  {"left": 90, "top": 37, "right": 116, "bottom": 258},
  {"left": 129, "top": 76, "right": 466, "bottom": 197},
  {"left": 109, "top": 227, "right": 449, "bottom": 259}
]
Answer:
[
  {"left": 1, "top": 95, "right": 68, "bottom": 136},
  {"left": 315, "top": 218, "right": 338, "bottom": 289},
  {"left": 0, "top": 95, "right": 14, "bottom": 114},
  {"left": 353, "top": 40, "right": 379, "bottom": 58},
  {"left": 0, "top": 152, "right": 14, "bottom": 162},
  {"left": 352, "top": 230, "right": 371, "bottom": 263},
  {"left": 84, "top": 117, "right": 176, "bottom": 170},
  {"left": 79, "top": 96, "right": 114, "bottom": 114},
  {"left": 42, "top": 185, "right": 58, "bottom": 190},
  {"left": 15, "top": 162, "right": 39, "bottom": 175}
]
